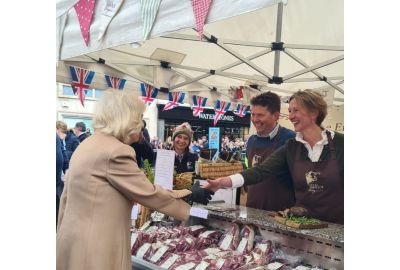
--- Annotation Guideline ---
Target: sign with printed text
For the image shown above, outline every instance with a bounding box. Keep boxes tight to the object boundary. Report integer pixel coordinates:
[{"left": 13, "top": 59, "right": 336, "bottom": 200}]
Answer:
[
  {"left": 208, "top": 127, "right": 220, "bottom": 160},
  {"left": 154, "top": 149, "right": 175, "bottom": 190}
]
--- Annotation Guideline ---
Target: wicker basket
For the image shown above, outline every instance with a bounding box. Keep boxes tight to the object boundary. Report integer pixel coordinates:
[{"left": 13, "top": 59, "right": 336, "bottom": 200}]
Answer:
[
  {"left": 198, "top": 162, "right": 243, "bottom": 179},
  {"left": 135, "top": 206, "right": 152, "bottom": 228}
]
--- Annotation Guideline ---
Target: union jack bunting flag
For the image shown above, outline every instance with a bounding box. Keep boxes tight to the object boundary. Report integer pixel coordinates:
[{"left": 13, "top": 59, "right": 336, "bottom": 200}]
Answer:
[
  {"left": 235, "top": 86, "right": 244, "bottom": 100},
  {"left": 68, "top": 66, "right": 95, "bottom": 107},
  {"left": 105, "top": 75, "right": 126, "bottom": 90},
  {"left": 140, "top": 83, "right": 158, "bottom": 106},
  {"left": 192, "top": 95, "right": 208, "bottom": 117},
  {"left": 163, "top": 91, "right": 186, "bottom": 111},
  {"left": 213, "top": 100, "right": 231, "bottom": 126},
  {"left": 233, "top": 103, "right": 250, "bottom": 118}
]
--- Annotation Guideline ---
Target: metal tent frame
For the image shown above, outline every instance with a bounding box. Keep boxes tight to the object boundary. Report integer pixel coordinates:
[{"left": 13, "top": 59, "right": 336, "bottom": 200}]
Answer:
[{"left": 57, "top": 0, "right": 344, "bottom": 104}]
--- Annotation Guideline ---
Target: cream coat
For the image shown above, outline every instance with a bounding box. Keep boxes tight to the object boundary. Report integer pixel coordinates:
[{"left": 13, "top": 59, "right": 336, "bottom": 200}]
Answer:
[{"left": 56, "top": 132, "right": 191, "bottom": 270}]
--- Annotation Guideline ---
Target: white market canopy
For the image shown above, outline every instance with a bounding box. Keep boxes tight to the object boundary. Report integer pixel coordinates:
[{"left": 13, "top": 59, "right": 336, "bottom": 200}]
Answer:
[{"left": 56, "top": 0, "right": 344, "bottom": 105}]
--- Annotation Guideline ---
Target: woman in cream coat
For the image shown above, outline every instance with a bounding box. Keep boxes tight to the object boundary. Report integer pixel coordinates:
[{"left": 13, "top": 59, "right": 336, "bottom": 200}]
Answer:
[{"left": 56, "top": 89, "right": 207, "bottom": 270}]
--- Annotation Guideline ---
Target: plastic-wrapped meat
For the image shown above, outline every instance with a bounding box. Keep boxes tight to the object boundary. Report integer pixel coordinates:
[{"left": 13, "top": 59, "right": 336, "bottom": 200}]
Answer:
[
  {"left": 171, "top": 262, "right": 197, "bottom": 270},
  {"left": 176, "top": 250, "right": 203, "bottom": 264},
  {"left": 236, "top": 225, "right": 255, "bottom": 254},
  {"left": 131, "top": 231, "right": 143, "bottom": 255},
  {"left": 145, "top": 225, "right": 159, "bottom": 233},
  {"left": 268, "top": 250, "right": 302, "bottom": 269},
  {"left": 134, "top": 242, "right": 152, "bottom": 260},
  {"left": 169, "top": 251, "right": 204, "bottom": 270},
  {"left": 158, "top": 253, "right": 181, "bottom": 269},
  {"left": 169, "top": 227, "right": 182, "bottom": 239},
  {"left": 265, "top": 262, "right": 292, "bottom": 270},
  {"left": 149, "top": 244, "right": 176, "bottom": 265},
  {"left": 144, "top": 242, "right": 165, "bottom": 262},
  {"left": 156, "top": 227, "right": 172, "bottom": 241},
  {"left": 214, "top": 254, "right": 246, "bottom": 270},
  {"left": 218, "top": 223, "right": 240, "bottom": 250},
  {"left": 175, "top": 226, "right": 191, "bottom": 236},
  {"left": 193, "top": 261, "right": 212, "bottom": 270},
  {"left": 189, "top": 225, "right": 207, "bottom": 237},
  {"left": 294, "top": 266, "right": 311, "bottom": 270},
  {"left": 199, "top": 247, "right": 222, "bottom": 258},
  {"left": 243, "top": 254, "right": 253, "bottom": 264},
  {"left": 253, "top": 240, "right": 273, "bottom": 256},
  {"left": 175, "top": 235, "right": 197, "bottom": 252},
  {"left": 251, "top": 240, "right": 274, "bottom": 267},
  {"left": 141, "top": 231, "right": 157, "bottom": 243},
  {"left": 194, "top": 230, "right": 222, "bottom": 250}
]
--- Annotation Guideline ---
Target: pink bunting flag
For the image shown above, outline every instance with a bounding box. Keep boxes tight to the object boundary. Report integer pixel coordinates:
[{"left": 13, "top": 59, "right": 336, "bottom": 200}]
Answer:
[
  {"left": 191, "top": 0, "right": 213, "bottom": 39},
  {"left": 74, "top": 0, "right": 97, "bottom": 46}
]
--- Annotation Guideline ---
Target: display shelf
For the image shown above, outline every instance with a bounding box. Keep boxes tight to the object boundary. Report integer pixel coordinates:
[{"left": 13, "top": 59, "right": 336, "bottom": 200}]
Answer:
[{"left": 194, "top": 202, "right": 343, "bottom": 243}]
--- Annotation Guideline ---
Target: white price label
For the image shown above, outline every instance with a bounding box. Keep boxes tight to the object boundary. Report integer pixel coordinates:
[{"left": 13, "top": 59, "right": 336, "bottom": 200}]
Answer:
[
  {"left": 131, "top": 205, "right": 139, "bottom": 220},
  {"left": 236, "top": 238, "right": 247, "bottom": 253},
  {"left": 219, "top": 234, "right": 233, "bottom": 250},
  {"left": 190, "top": 207, "right": 208, "bottom": 219},
  {"left": 160, "top": 254, "right": 179, "bottom": 269},
  {"left": 267, "top": 262, "right": 284, "bottom": 270},
  {"left": 175, "top": 262, "right": 196, "bottom": 270},
  {"left": 195, "top": 261, "right": 210, "bottom": 270},
  {"left": 130, "top": 233, "right": 138, "bottom": 248},
  {"left": 150, "top": 245, "right": 169, "bottom": 263},
  {"left": 136, "top": 243, "right": 151, "bottom": 259}
]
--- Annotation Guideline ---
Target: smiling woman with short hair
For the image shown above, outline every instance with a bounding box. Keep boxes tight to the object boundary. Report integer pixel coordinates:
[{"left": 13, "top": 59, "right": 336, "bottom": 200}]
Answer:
[{"left": 205, "top": 89, "right": 344, "bottom": 224}]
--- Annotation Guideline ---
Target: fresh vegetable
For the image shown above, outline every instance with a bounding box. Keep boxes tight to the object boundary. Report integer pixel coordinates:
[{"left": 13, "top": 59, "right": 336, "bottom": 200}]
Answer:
[
  {"left": 284, "top": 214, "right": 321, "bottom": 225},
  {"left": 143, "top": 159, "right": 154, "bottom": 184}
]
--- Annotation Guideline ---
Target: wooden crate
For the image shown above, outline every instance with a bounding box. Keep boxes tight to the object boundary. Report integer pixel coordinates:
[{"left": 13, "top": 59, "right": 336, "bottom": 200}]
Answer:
[{"left": 198, "top": 162, "right": 243, "bottom": 179}]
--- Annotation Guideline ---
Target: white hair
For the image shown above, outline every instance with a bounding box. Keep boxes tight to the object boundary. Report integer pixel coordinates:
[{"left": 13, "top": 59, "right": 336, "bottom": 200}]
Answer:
[{"left": 93, "top": 89, "right": 146, "bottom": 144}]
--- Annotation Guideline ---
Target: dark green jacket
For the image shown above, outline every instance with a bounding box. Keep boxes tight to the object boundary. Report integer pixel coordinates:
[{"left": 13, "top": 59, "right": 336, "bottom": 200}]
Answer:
[{"left": 241, "top": 132, "right": 344, "bottom": 185}]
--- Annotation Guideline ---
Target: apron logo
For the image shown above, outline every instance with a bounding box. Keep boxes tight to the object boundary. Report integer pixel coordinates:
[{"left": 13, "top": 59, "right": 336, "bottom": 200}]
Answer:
[
  {"left": 305, "top": 171, "right": 324, "bottom": 193},
  {"left": 187, "top": 161, "right": 193, "bottom": 170},
  {"left": 252, "top": 155, "right": 262, "bottom": 166}
]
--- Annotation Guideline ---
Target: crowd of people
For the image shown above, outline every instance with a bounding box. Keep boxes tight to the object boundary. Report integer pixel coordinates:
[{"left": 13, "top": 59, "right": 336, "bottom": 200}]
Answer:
[
  {"left": 55, "top": 121, "right": 92, "bottom": 226},
  {"left": 150, "top": 134, "right": 247, "bottom": 156}
]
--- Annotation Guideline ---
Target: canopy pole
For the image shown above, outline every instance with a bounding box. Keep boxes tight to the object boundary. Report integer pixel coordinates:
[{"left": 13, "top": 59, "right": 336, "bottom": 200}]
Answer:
[
  {"left": 273, "top": 3, "right": 284, "bottom": 77},
  {"left": 201, "top": 31, "right": 273, "bottom": 80},
  {"left": 169, "top": 49, "right": 272, "bottom": 90},
  {"left": 284, "top": 50, "right": 344, "bottom": 94},
  {"left": 282, "top": 55, "right": 344, "bottom": 81}
]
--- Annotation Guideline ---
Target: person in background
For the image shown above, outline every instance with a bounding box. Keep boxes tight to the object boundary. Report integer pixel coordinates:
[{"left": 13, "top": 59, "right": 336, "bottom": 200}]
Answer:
[
  {"left": 142, "top": 120, "right": 150, "bottom": 142},
  {"left": 74, "top": 121, "right": 88, "bottom": 143},
  {"left": 85, "top": 128, "right": 92, "bottom": 136},
  {"left": 163, "top": 136, "right": 173, "bottom": 150},
  {"left": 57, "top": 89, "right": 213, "bottom": 270},
  {"left": 56, "top": 133, "right": 64, "bottom": 228},
  {"left": 191, "top": 139, "right": 201, "bottom": 154},
  {"left": 56, "top": 122, "right": 70, "bottom": 173},
  {"left": 244, "top": 91, "right": 296, "bottom": 211},
  {"left": 65, "top": 128, "right": 80, "bottom": 160},
  {"left": 151, "top": 136, "right": 161, "bottom": 149},
  {"left": 204, "top": 89, "right": 344, "bottom": 224},
  {"left": 201, "top": 135, "right": 209, "bottom": 149},
  {"left": 130, "top": 127, "right": 154, "bottom": 168},
  {"left": 57, "top": 121, "right": 80, "bottom": 161},
  {"left": 171, "top": 123, "right": 198, "bottom": 173}
]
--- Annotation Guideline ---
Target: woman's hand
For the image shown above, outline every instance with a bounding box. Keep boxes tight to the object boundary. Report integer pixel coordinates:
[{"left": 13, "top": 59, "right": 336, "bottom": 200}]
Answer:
[{"left": 202, "top": 177, "right": 233, "bottom": 193}]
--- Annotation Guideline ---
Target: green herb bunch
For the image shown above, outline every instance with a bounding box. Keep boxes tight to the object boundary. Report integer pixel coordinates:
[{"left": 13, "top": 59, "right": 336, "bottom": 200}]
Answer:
[
  {"left": 285, "top": 214, "right": 321, "bottom": 225},
  {"left": 143, "top": 159, "right": 154, "bottom": 184}
]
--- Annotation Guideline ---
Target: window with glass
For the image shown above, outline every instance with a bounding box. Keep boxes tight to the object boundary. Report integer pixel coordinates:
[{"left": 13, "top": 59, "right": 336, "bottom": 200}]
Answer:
[{"left": 61, "top": 85, "right": 93, "bottom": 98}]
